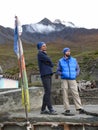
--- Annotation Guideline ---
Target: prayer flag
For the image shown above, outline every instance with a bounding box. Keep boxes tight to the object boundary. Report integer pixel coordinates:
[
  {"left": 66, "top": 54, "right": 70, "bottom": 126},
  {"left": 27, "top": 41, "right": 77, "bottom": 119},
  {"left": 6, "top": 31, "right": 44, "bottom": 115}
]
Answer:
[{"left": 14, "top": 16, "right": 30, "bottom": 111}]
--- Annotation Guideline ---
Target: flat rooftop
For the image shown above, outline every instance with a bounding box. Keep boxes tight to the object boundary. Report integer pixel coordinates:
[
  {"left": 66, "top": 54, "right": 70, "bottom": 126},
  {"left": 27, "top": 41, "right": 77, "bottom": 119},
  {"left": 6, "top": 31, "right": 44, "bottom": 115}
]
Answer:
[{"left": 0, "top": 105, "right": 98, "bottom": 124}]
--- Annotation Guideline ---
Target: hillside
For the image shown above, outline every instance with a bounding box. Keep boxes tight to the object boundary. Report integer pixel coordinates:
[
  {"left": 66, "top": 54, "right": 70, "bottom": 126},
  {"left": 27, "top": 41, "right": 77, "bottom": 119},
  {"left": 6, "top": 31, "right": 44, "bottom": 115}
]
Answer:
[
  {"left": 0, "top": 32, "right": 98, "bottom": 85},
  {"left": 0, "top": 18, "right": 98, "bottom": 85},
  {"left": 1, "top": 18, "right": 98, "bottom": 44}
]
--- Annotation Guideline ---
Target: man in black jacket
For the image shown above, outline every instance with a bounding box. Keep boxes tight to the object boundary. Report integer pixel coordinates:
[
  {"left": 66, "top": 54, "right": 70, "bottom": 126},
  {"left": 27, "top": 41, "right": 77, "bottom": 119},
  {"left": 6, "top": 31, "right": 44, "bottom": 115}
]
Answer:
[{"left": 37, "top": 42, "right": 57, "bottom": 115}]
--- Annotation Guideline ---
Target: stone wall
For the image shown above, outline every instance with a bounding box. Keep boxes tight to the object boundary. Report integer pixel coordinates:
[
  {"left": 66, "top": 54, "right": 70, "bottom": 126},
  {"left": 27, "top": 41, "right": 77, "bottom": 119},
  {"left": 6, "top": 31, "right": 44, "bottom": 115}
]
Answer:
[
  {"left": 0, "top": 78, "right": 98, "bottom": 113},
  {"left": 51, "top": 84, "right": 98, "bottom": 105},
  {"left": 31, "top": 74, "right": 98, "bottom": 105},
  {"left": 0, "top": 87, "right": 43, "bottom": 112}
]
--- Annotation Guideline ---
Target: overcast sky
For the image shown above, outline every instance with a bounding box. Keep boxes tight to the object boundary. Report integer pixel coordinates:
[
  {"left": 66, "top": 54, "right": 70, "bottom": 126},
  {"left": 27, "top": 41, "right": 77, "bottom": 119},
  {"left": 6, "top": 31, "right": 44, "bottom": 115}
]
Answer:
[{"left": 0, "top": 0, "right": 98, "bottom": 29}]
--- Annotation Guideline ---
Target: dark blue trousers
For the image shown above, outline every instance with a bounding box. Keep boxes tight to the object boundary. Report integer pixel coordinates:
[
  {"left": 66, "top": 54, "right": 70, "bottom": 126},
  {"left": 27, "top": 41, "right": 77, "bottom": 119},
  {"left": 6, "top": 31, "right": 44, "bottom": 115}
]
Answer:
[{"left": 41, "top": 75, "right": 53, "bottom": 111}]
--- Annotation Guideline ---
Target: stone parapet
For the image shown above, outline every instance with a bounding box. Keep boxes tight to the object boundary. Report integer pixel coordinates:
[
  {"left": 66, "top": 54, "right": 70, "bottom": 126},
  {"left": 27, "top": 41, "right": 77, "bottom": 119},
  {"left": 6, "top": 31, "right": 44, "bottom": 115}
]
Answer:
[{"left": 0, "top": 87, "right": 43, "bottom": 112}]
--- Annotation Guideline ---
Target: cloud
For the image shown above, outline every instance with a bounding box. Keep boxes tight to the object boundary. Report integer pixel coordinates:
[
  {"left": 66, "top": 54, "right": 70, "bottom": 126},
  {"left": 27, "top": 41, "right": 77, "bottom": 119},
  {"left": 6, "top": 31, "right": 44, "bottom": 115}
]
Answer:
[{"left": 27, "top": 24, "right": 55, "bottom": 33}]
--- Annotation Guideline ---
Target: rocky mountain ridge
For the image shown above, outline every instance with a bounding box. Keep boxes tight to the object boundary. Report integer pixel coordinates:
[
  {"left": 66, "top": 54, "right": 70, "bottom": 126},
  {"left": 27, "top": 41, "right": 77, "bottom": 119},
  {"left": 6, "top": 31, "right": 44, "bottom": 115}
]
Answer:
[{"left": 0, "top": 18, "right": 98, "bottom": 44}]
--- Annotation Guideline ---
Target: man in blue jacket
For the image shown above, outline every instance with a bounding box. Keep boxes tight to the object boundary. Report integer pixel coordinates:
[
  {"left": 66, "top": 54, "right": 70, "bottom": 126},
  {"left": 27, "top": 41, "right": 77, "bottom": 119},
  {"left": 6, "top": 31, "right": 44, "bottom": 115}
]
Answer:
[
  {"left": 57, "top": 47, "right": 85, "bottom": 115},
  {"left": 37, "top": 42, "right": 57, "bottom": 115}
]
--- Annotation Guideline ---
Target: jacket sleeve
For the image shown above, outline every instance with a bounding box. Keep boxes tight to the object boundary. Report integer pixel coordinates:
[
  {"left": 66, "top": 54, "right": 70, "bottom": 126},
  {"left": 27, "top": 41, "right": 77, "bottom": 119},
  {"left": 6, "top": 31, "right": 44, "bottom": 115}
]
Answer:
[
  {"left": 56, "top": 61, "right": 62, "bottom": 75},
  {"left": 76, "top": 61, "right": 80, "bottom": 76}
]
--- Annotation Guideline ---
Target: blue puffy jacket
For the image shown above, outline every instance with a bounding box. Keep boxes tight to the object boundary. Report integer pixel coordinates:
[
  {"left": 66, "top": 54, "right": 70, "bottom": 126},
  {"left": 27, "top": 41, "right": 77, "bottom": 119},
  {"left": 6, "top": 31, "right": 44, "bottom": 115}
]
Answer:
[
  {"left": 37, "top": 50, "right": 54, "bottom": 77},
  {"left": 57, "top": 56, "right": 80, "bottom": 80}
]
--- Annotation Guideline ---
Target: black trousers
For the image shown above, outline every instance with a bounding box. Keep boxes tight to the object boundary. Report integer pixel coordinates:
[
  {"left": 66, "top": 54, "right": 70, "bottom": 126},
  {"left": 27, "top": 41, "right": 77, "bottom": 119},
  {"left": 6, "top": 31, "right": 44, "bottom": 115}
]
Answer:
[{"left": 41, "top": 75, "right": 53, "bottom": 111}]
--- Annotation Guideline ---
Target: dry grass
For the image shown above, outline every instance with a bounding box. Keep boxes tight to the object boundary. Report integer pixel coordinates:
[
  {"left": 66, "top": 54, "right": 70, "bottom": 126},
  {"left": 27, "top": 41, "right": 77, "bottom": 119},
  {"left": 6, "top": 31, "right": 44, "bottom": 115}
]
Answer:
[{"left": 0, "top": 33, "right": 98, "bottom": 83}]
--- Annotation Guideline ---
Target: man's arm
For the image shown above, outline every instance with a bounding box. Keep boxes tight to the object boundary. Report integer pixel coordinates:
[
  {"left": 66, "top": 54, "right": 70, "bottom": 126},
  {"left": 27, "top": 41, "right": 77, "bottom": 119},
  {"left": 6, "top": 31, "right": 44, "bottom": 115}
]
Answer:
[
  {"left": 56, "top": 61, "right": 62, "bottom": 75},
  {"left": 38, "top": 51, "right": 54, "bottom": 67},
  {"left": 76, "top": 61, "right": 80, "bottom": 76}
]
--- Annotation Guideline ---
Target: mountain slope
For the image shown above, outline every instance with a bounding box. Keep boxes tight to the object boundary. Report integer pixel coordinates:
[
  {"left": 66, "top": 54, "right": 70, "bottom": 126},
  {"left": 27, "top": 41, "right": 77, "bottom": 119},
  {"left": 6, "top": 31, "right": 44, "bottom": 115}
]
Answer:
[{"left": 0, "top": 18, "right": 98, "bottom": 44}]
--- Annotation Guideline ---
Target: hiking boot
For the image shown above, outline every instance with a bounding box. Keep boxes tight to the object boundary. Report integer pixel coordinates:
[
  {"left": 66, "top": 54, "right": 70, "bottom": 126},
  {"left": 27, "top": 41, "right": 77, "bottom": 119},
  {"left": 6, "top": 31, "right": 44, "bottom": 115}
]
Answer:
[
  {"left": 40, "top": 110, "right": 50, "bottom": 114},
  {"left": 77, "top": 109, "right": 85, "bottom": 114},
  {"left": 62, "top": 110, "right": 70, "bottom": 115},
  {"left": 49, "top": 110, "right": 58, "bottom": 115}
]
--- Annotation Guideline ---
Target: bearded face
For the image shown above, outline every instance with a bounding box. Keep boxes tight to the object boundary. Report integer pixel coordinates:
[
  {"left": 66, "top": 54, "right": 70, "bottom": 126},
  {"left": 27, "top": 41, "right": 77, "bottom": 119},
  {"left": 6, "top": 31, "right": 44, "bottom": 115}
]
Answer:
[{"left": 65, "top": 51, "right": 71, "bottom": 57}]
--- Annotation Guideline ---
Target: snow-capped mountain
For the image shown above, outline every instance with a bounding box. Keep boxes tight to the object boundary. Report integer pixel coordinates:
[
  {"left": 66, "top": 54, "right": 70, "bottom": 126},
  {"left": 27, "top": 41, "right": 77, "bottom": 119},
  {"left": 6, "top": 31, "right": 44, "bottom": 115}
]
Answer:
[
  {"left": 0, "top": 17, "right": 98, "bottom": 44},
  {"left": 20, "top": 18, "right": 98, "bottom": 43},
  {"left": 22, "top": 18, "right": 76, "bottom": 34},
  {"left": 25, "top": 23, "right": 56, "bottom": 33}
]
